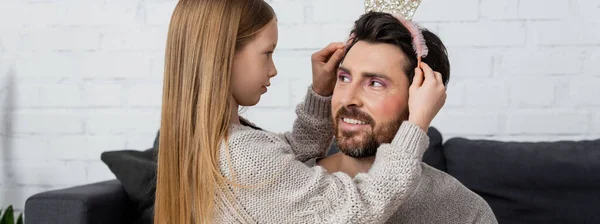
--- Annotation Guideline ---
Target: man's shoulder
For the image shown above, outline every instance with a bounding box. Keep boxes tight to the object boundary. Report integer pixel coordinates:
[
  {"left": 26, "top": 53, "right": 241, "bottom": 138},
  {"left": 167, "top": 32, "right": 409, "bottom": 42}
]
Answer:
[
  {"left": 386, "top": 163, "right": 497, "bottom": 223},
  {"left": 420, "top": 163, "right": 492, "bottom": 209}
]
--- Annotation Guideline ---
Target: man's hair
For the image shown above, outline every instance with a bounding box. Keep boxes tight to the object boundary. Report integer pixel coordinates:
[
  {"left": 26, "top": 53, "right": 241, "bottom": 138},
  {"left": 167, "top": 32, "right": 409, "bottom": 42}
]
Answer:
[{"left": 345, "top": 12, "right": 450, "bottom": 86}]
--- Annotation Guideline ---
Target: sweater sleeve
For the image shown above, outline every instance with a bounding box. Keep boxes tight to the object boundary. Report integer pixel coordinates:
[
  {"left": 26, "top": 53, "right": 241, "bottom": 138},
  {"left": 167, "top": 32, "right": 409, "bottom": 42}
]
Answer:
[
  {"left": 223, "top": 121, "right": 429, "bottom": 223},
  {"left": 278, "top": 86, "right": 334, "bottom": 162},
  {"left": 472, "top": 202, "right": 498, "bottom": 224}
]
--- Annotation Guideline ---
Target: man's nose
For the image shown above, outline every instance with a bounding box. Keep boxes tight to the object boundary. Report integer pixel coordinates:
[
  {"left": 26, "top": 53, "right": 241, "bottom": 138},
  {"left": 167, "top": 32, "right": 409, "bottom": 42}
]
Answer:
[{"left": 340, "top": 85, "right": 362, "bottom": 108}]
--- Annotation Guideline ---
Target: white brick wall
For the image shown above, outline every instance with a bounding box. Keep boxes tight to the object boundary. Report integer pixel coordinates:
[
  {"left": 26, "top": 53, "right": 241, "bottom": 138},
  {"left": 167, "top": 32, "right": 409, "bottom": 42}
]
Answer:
[{"left": 1, "top": 0, "right": 599, "bottom": 211}]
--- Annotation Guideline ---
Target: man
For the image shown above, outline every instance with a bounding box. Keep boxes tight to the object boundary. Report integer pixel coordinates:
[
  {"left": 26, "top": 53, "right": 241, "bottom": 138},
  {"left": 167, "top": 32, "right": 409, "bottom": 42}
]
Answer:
[{"left": 317, "top": 12, "right": 498, "bottom": 223}]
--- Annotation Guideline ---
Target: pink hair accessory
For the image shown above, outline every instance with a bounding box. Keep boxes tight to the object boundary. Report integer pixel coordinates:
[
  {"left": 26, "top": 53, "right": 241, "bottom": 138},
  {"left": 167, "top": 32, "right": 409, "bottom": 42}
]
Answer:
[
  {"left": 394, "top": 15, "right": 428, "bottom": 65},
  {"left": 363, "top": 0, "right": 427, "bottom": 66}
]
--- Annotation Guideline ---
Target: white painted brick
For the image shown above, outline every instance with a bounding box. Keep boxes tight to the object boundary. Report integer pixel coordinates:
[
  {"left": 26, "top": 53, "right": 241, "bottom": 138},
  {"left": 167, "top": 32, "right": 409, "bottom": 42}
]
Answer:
[
  {"left": 127, "top": 82, "right": 163, "bottom": 107},
  {"left": 417, "top": 23, "right": 440, "bottom": 34},
  {"left": 507, "top": 110, "right": 589, "bottom": 135},
  {"left": 2, "top": 3, "right": 52, "bottom": 28},
  {"left": 6, "top": 80, "right": 82, "bottom": 109},
  {"left": 38, "top": 81, "right": 83, "bottom": 108},
  {"left": 86, "top": 161, "right": 116, "bottom": 183},
  {"left": 278, "top": 24, "right": 352, "bottom": 50},
  {"left": 12, "top": 111, "right": 84, "bottom": 134},
  {"left": 270, "top": 0, "right": 305, "bottom": 24},
  {"left": 83, "top": 82, "right": 123, "bottom": 107},
  {"left": 241, "top": 108, "right": 296, "bottom": 133},
  {"left": 480, "top": 0, "right": 519, "bottom": 20},
  {"left": 291, "top": 78, "right": 313, "bottom": 106},
  {"left": 573, "top": 0, "right": 600, "bottom": 21},
  {"left": 414, "top": 0, "right": 478, "bottom": 22},
  {"left": 85, "top": 53, "right": 154, "bottom": 78},
  {"left": 125, "top": 133, "right": 158, "bottom": 149},
  {"left": 568, "top": 78, "right": 600, "bottom": 106},
  {"left": 519, "top": 0, "right": 569, "bottom": 20},
  {"left": 4, "top": 135, "right": 128, "bottom": 161},
  {"left": 0, "top": 54, "right": 14, "bottom": 77},
  {"left": 463, "top": 79, "right": 510, "bottom": 108},
  {"left": 530, "top": 21, "right": 600, "bottom": 45},
  {"left": 444, "top": 80, "right": 465, "bottom": 108},
  {"left": 311, "top": 0, "right": 363, "bottom": 23},
  {"left": 274, "top": 50, "right": 312, "bottom": 81},
  {"left": 105, "top": 0, "right": 148, "bottom": 3},
  {"left": 5, "top": 2, "right": 139, "bottom": 27},
  {"left": 2, "top": 83, "right": 41, "bottom": 108},
  {"left": 553, "top": 76, "right": 578, "bottom": 108},
  {"left": 437, "top": 22, "right": 526, "bottom": 47},
  {"left": 583, "top": 47, "right": 600, "bottom": 76},
  {"left": 151, "top": 55, "right": 166, "bottom": 77},
  {"left": 145, "top": 1, "right": 178, "bottom": 26},
  {"left": 0, "top": 4, "right": 24, "bottom": 29},
  {"left": 52, "top": 135, "right": 128, "bottom": 160},
  {"left": 510, "top": 78, "right": 555, "bottom": 107},
  {"left": 2, "top": 161, "right": 87, "bottom": 186},
  {"left": 85, "top": 110, "right": 160, "bottom": 135},
  {"left": 0, "top": 186, "right": 50, "bottom": 211},
  {"left": 0, "top": 31, "right": 21, "bottom": 52},
  {"left": 59, "top": 3, "right": 140, "bottom": 26},
  {"left": 101, "top": 27, "right": 168, "bottom": 51},
  {"left": 14, "top": 53, "right": 80, "bottom": 78},
  {"left": 592, "top": 112, "right": 600, "bottom": 134},
  {"left": 16, "top": 52, "right": 152, "bottom": 78},
  {"left": 21, "top": 28, "right": 100, "bottom": 51},
  {"left": 431, "top": 109, "right": 503, "bottom": 136},
  {"left": 448, "top": 48, "right": 493, "bottom": 77},
  {"left": 255, "top": 74, "right": 292, "bottom": 108},
  {"left": 273, "top": 50, "right": 312, "bottom": 105},
  {"left": 496, "top": 47, "right": 585, "bottom": 76}
]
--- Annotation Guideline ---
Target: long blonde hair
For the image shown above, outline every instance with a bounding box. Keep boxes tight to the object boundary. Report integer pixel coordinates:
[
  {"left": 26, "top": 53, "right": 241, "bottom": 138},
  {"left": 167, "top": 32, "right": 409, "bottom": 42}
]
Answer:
[{"left": 155, "top": 0, "right": 275, "bottom": 223}]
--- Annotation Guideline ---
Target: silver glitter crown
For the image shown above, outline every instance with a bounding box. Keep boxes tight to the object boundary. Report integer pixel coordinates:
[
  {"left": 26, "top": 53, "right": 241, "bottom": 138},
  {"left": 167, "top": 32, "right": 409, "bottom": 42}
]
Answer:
[{"left": 365, "top": 0, "right": 423, "bottom": 21}]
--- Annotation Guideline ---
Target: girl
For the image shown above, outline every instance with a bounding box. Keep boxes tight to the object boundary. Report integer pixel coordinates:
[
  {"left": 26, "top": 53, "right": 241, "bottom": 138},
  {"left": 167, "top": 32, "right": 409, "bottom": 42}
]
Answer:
[{"left": 155, "top": 0, "right": 445, "bottom": 223}]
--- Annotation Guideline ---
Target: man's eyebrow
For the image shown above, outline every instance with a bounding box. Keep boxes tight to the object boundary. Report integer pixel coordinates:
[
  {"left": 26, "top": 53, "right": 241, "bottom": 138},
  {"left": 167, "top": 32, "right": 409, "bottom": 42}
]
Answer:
[
  {"left": 338, "top": 66, "right": 351, "bottom": 74},
  {"left": 363, "top": 72, "right": 389, "bottom": 80},
  {"left": 338, "top": 66, "right": 389, "bottom": 80}
]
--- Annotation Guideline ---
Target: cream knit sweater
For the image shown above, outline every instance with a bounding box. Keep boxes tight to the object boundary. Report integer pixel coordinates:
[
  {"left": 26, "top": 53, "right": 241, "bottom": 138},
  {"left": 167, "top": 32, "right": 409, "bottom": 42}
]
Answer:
[
  {"left": 214, "top": 87, "right": 430, "bottom": 223},
  {"left": 385, "top": 163, "right": 497, "bottom": 223}
]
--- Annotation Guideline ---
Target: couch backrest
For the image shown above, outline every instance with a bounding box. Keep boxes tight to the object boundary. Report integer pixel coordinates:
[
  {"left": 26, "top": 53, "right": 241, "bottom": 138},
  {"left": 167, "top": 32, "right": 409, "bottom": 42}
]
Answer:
[{"left": 443, "top": 138, "right": 600, "bottom": 224}]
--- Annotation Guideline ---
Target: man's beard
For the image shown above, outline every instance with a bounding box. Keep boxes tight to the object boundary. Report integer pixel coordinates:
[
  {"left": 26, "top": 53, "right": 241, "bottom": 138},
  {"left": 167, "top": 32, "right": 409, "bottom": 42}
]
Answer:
[{"left": 333, "top": 106, "right": 408, "bottom": 158}]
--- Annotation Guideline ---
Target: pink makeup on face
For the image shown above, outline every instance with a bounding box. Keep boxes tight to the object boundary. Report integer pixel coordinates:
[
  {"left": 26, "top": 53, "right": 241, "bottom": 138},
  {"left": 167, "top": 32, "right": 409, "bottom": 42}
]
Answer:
[
  {"left": 367, "top": 78, "right": 388, "bottom": 87},
  {"left": 337, "top": 71, "right": 351, "bottom": 82}
]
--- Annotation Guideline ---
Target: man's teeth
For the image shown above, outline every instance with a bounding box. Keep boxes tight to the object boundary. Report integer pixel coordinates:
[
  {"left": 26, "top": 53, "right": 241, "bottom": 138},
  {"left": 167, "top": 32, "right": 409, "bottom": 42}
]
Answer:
[{"left": 342, "top": 118, "right": 367, "bottom": 125}]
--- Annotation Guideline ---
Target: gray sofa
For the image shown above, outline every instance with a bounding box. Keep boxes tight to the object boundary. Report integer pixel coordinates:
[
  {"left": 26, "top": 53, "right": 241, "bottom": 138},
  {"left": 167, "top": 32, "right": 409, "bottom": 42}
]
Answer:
[
  {"left": 24, "top": 180, "right": 135, "bottom": 224},
  {"left": 24, "top": 128, "right": 600, "bottom": 224}
]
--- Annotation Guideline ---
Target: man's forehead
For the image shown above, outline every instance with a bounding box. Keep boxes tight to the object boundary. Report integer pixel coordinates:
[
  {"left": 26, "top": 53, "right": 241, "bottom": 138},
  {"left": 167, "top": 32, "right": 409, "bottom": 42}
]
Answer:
[{"left": 343, "top": 41, "right": 408, "bottom": 76}]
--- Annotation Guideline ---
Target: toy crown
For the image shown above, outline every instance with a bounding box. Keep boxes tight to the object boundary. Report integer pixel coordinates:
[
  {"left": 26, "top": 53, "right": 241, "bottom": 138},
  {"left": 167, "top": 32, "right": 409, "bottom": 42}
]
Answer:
[{"left": 364, "top": 0, "right": 423, "bottom": 21}]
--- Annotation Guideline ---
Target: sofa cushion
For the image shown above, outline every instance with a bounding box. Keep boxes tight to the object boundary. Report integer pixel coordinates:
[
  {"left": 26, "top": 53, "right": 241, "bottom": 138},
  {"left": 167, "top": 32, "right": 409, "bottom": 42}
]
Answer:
[
  {"left": 101, "top": 148, "right": 157, "bottom": 223},
  {"left": 443, "top": 138, "right": 600, "bottom": 224},
  {"left": 422, "top": 126, "right": 445, "bottom": 171}
]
